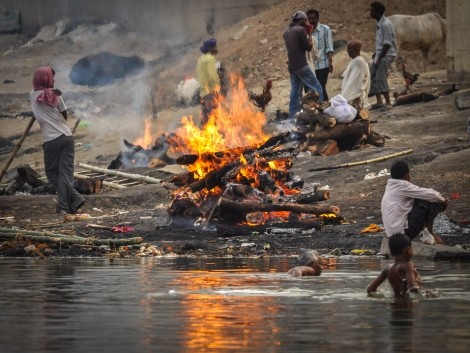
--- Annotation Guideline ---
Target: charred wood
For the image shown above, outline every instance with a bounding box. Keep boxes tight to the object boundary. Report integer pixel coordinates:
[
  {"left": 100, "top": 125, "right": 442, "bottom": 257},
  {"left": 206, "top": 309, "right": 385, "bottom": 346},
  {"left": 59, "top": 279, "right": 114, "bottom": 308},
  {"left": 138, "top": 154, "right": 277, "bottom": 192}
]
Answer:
[
  {"left": 218, "top": 197, "right": 340, "bottom": 215},
  {"left": 215, "top": 218, "right": 322, "bottom": 236},
  {"left": 307, "top": 120, "right": 370, "bottom": 142},
  {"left": 293, "top": 189, "right": 330, "bottom": 203}
]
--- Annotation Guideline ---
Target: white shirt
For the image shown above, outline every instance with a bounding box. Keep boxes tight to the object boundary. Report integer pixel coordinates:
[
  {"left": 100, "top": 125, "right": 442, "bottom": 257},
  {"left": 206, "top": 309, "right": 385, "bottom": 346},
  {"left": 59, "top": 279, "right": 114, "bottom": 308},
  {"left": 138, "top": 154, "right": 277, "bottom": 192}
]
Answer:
[
  {"left": 341, "top": 55, "right": 370, "bottom": 107},
  {"left": 30, "top": 90, "right": 70, "bottom": 142},
  {"left": 381, "top": 178, "right": 445, "bottom": 236}
]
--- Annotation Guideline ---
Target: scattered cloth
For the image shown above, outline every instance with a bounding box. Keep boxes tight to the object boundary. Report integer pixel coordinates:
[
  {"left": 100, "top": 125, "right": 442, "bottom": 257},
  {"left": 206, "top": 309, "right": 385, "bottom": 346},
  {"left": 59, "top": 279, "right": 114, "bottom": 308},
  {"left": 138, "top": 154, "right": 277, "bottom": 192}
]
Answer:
[{"left": 360, "top": 223, "right": 384, "bottom": 233}]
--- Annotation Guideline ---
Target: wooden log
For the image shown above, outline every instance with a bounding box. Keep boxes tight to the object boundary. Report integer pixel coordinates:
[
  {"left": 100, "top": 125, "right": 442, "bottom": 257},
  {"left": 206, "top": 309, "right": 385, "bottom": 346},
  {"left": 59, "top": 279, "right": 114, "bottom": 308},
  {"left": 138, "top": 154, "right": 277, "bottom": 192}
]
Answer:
[
  {"left": 307, "top": 120, "right": 370, "bottom": 142},
  {"left": 218, "top": 197, "right": 340, "bottom": 215},
  {"left": 297, "top": 106, "right": 336, "bottom": 129},
  {"left": 394, "top": 91, "right": 439, "bottom": 106},
  {"left": 188, "top": 164, "right": 234, "bottom": 193},
  {"left": 293, "top": 190, "right": 329, "bottom": 203},
  {"left": 5, "top": 164, "right": 45, "bottom": 195},
  {"left": 78, "top": 163, "right": 162, "bottom": 183},
  {"left": 310, "top": 139, "right": 340, "bottom": 156},
  {"left": 176, "top": 132, "right": 291, "bottom": 166}
]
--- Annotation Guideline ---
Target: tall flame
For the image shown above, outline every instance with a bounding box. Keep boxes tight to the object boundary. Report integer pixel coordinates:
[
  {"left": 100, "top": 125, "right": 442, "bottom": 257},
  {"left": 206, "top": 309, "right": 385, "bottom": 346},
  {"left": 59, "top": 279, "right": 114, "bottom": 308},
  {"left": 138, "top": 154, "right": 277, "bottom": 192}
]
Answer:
[
  {"left": 133, "top": 118, "right": 153, "bottom": 149},
  {"left": 170, "top": 74, "right": 270, "bottom": 179}
]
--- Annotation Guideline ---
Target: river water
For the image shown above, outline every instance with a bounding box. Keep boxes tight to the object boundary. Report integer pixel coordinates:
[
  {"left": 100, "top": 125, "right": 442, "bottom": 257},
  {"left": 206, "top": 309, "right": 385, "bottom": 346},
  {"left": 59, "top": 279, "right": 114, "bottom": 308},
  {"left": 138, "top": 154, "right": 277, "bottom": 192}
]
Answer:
[{"left": 0, "top": 257, "right": 469, "bottom": 353}]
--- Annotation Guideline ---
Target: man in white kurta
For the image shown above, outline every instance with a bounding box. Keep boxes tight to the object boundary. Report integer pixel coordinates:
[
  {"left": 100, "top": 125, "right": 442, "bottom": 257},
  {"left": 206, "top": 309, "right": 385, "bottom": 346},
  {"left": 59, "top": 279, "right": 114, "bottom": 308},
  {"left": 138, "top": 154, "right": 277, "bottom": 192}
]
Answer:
[{"left": 341, "top": 40, "right": 370, "bottom": 108}]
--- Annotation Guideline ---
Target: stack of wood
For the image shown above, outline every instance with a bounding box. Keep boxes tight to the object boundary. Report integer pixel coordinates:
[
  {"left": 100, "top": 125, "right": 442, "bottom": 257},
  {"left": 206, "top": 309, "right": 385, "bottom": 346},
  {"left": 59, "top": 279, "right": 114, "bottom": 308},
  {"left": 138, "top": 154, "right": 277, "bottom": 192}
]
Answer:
[
  {"left": 108, "top": 135, "right": 175, "bottom": 170},
  {"left": 295, "top": 92, "right": 385, "bottom": 156},
  {"left": 165, "top": 132, "right": 341, "bottom": 233}
]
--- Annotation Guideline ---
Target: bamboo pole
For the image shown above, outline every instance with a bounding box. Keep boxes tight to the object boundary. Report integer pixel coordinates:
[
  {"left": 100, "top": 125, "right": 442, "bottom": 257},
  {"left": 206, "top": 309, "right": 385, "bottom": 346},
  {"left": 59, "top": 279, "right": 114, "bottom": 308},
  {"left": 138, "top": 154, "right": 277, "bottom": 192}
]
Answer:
[
  {"left": 77, "top": 163, "right": 162, "bottom": 184},
  {"left": 73, "top": 173, "right": 126, "bottom": 189},
  {"left": 72, "top": 118, "right": 81, "bottom": 134},
  {"left": 0, "top": 227, "right": 143, "bottom": 246},
  {"left": 0, "top": 117, "right": 36, "bottom": 183},
  {"left": 308, "top": 149, "right": 413, "bottom": 172}
]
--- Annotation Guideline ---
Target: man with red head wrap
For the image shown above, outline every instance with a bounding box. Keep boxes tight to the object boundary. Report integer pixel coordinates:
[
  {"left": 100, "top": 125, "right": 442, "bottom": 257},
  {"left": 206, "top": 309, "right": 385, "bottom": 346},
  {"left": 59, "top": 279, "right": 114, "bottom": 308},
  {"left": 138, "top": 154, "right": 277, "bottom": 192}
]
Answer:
[{"left": 30, "top": 67, "right": 85, "bottom": 216}]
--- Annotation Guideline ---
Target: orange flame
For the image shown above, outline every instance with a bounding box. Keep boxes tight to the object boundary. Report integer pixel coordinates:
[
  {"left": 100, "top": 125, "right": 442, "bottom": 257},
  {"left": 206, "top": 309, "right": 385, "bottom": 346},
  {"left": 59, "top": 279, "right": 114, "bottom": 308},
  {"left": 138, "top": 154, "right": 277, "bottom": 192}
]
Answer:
[
  {"left": 133, "top": 118, "right": 153, "bottom": 149},
  {"left": 170, "top": 74, "right": 269, "bottom": 179}
]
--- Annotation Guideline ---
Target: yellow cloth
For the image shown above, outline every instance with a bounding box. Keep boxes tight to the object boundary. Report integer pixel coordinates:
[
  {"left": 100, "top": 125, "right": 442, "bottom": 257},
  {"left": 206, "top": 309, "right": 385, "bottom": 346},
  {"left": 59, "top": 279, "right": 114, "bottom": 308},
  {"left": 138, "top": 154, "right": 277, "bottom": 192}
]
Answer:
[
  {"left": 196, "top": 53, "right": 220, "bottom": 97},
  {"left": 360, "top": 223, "right": 384, "bottom": 234}
]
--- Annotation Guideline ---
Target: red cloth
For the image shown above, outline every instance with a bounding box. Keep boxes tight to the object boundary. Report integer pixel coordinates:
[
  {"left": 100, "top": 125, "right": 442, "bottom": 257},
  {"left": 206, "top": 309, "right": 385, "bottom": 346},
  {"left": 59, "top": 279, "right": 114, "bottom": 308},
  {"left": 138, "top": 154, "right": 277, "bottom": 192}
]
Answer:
[{"left": 32, "top": 67, "right": 58, "bottom": 107}]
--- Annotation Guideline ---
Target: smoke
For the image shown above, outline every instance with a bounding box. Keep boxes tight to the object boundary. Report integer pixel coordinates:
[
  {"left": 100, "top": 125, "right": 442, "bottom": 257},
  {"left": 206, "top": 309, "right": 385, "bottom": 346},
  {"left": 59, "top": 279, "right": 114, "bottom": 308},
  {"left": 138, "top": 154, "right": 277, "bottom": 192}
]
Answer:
[{"left": 28, "top": 0, "right": 277, "bottom": 158}]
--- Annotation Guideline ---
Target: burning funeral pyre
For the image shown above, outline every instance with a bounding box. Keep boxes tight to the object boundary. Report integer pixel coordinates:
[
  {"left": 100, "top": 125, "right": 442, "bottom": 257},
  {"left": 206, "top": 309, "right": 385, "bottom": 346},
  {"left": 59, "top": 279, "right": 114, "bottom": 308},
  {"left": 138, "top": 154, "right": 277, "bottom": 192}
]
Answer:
[{"left": 161, "top": 75, "right": 341, "bottom": 232}]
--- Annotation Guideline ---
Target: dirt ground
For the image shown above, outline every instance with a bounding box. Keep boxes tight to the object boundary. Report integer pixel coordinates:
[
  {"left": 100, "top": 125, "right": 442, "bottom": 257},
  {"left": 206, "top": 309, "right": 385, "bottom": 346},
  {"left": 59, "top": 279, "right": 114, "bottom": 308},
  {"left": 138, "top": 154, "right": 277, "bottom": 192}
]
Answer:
[{"left": 1, "top": 0, "right": 469, "bottom": 259}]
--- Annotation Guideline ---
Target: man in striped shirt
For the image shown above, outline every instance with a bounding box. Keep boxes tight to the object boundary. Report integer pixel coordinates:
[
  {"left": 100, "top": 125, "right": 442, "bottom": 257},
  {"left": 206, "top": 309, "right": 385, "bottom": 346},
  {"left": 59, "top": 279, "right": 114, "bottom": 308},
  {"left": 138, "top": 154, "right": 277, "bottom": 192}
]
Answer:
[{"left": 307, "top": 9, "right": 334, "bottom": 101}]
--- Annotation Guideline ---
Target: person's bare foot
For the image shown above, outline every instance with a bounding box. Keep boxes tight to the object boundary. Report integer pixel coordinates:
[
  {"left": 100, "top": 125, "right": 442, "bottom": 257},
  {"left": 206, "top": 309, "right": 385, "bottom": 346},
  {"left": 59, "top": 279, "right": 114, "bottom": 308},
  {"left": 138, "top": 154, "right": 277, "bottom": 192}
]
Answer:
[{"left": 433, "top": 234, "right": 444, "bottom": 245}]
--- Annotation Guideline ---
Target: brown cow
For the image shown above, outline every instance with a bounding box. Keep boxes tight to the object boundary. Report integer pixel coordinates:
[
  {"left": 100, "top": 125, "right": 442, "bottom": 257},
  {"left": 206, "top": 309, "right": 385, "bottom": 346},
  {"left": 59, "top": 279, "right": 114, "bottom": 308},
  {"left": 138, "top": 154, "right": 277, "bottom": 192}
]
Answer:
[{"left": 388, "top": 13, "right": 446, "bottom": 72}]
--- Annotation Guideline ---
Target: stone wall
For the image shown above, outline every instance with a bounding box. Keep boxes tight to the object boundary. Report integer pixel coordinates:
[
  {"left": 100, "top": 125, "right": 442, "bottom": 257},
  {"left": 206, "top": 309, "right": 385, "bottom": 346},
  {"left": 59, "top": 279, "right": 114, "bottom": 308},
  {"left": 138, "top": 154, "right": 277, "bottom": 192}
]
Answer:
[{"left": 447, "top": 0, "right": 470, "bottom": 84}]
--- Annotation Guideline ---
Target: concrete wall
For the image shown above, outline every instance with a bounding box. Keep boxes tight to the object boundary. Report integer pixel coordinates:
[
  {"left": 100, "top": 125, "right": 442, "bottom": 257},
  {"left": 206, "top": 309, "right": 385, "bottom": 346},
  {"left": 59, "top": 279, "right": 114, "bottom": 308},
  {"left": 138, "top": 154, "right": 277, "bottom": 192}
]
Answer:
[
  {"left": 0, "top": 0, "right": 279, "bottom": 40},
  {"left": 447, "top": 0, "right": 470, "bottom": 83}
]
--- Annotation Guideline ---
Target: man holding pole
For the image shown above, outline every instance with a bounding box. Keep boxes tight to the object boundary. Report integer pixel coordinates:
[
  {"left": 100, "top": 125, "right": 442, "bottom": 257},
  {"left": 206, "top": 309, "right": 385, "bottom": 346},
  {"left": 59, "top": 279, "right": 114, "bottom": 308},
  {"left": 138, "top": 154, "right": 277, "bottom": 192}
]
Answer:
[{"left": 30, "top": 67, "right": 85, "bottom": 216}]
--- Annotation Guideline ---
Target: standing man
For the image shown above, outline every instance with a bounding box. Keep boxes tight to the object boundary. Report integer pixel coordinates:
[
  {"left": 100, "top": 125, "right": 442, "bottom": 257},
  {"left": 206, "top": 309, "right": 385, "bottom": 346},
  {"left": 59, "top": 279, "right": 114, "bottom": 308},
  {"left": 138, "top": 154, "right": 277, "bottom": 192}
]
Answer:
[
  {"left": 30, "top": 67, "right": 85, "bottom": 217},
  {"left": 381, "top": 161, "right": 448, "bottom": 245},
  {"left": 341, "top": 40, "right": 370, "bottom": 108},
  {"left": 369, "top": 1, "right": 397, "bottom": 109},
  {"left": 308, "top": 9, "right": 334, "bottom": 101},
  {"left": 283, "top": 11, "right": 323, "bottom": 118},
  {"left": 196, "top": 38, "right": 220, "bottom": 127}
]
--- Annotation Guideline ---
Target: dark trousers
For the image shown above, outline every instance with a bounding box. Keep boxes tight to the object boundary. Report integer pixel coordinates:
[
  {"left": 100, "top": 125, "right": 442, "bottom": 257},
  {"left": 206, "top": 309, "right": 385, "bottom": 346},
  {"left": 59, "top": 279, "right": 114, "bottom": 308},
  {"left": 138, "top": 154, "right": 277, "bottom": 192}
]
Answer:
[
  {"left": 315, "top": 67, "right": 330, "bottom": 101},
  {"left": 200, "top": 94, "right": 218, "bottom": 127},
  {"left": 44, "top": 135, "right": 84, "bottom": 213},
  {"left": 405, "top": 199, "right": 446, "bottom": 240}
]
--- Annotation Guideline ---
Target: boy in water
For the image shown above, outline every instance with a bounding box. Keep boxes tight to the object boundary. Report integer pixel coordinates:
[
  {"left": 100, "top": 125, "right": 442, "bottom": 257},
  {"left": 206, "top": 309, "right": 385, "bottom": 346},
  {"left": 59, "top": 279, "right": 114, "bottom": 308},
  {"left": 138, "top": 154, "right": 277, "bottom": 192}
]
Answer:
[
  {"left": 288, "top": 249, "right": 322, "bottom": 277},
  {"left": 367, "top": 234, "right": 434, "bottom": 297}
]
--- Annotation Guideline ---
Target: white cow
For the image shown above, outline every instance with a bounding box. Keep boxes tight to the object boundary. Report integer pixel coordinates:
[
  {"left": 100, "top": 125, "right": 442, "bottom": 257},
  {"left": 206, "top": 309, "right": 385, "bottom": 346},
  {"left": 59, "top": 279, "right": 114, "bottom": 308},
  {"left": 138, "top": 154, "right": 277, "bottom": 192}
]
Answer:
[{"left": 388, "top": 13, "right": 446, "bottom": 72}]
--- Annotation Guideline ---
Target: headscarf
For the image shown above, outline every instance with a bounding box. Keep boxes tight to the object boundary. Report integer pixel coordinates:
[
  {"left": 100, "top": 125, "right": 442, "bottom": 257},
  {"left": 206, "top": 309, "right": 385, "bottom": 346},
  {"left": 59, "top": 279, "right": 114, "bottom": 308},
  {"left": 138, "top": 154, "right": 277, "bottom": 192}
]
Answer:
[
  {"left": 32, "top": 67, "right": 58, "bottom": 107},
  {"left": 200, "top": 38, "right": 217, "bottom": 54}
]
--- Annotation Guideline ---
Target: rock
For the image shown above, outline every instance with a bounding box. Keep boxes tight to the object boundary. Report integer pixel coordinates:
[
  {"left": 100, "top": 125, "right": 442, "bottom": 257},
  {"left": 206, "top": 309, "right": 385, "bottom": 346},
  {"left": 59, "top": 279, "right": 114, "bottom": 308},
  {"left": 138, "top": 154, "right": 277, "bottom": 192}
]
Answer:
[
  {"left": 380, "top": 237, "right": 470, "bottom": 260},
  {"left": 455, "top": 92, "right": 470, "bottom": 110}
]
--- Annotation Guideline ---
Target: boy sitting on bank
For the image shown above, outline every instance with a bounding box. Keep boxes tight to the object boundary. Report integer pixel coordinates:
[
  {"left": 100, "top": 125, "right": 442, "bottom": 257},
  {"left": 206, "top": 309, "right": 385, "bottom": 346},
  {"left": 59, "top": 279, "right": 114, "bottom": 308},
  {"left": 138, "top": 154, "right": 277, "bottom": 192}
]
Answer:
[
  {"left": 288, "top": 249, "right": 322, "bottom": 277},
  {"left": 367, "top": 233, "right": 435, "bottom": 297}
]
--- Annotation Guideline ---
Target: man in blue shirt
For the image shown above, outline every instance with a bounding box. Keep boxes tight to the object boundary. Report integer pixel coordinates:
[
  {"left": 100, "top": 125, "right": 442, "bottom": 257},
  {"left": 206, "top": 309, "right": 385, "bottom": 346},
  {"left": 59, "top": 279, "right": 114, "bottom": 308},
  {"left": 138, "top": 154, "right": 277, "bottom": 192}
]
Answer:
[{"left": 307, "top": 9, "right": 334, "bottom": 101}]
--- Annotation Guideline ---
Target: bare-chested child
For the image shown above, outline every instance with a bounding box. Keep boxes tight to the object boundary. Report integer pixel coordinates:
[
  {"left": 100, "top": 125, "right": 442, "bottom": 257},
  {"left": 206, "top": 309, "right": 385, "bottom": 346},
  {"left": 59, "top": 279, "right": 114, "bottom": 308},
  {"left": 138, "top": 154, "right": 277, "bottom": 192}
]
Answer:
[
  {"left": 367, "top": 233, "right": 435, "bottom": 297},
  {"left": 288, "top": 249, "right": 322, "bottom": 277}
]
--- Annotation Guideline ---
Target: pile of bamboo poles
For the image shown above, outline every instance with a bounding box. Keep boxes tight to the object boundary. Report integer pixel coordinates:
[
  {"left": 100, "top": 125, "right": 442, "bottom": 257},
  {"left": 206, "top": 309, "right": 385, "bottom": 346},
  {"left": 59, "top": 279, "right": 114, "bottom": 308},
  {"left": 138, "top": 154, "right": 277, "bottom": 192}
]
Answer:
[{"left": 0, "top": 227, "right": 143, "bottom": 246}]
